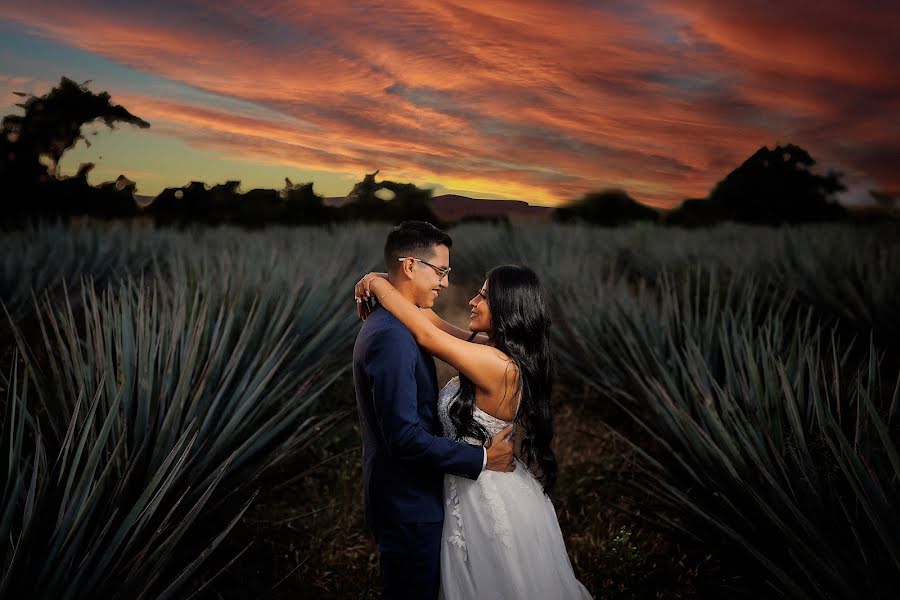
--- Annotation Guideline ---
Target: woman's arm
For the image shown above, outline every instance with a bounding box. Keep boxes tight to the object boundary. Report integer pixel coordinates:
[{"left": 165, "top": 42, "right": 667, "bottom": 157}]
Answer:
[
  {"left": 367, "top": 277, "right": 507, "bottom": 392},
  {"left": 354, "top": 273, "right": 488, "bottom": 343},
  {"left": 420, "top": 309, "right": 490, "bottom": 344}
]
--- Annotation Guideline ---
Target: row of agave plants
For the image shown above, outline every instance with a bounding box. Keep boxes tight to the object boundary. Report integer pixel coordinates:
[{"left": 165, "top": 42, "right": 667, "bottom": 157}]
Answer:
[
  {"left": 3, "top": 219, "right": 898, "bottom": 597},
  {"left": 1, "top": 221, "right": 389, "bottom": 598},
  {"left": 452, "top": 221, "right": 900, "bottom": 599},
  {"left": 452, "top": 221, "right": 900, "bottom": 349}
]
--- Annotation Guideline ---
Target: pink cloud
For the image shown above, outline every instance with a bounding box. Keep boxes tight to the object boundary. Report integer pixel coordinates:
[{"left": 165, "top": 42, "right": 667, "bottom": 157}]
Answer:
[{"left": 3, "top": 0, "right": 897, "bottom": 206}]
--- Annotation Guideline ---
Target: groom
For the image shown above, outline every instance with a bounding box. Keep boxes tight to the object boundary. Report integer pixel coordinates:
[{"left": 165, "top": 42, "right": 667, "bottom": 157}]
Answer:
[{"left": 352, "top": 221, "right": 515, "bottom": 599}]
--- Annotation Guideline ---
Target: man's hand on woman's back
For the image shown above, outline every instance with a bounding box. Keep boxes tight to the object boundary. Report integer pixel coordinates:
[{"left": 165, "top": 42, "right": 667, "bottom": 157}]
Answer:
[{"left": 485, "top": 424, "right": 516, "bottom": 472}]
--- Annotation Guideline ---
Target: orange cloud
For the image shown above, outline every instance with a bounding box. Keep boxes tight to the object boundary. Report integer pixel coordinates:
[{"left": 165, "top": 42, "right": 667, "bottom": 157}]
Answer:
[{"left": 3, "top": 0, "right": 897, "bottom": 206}]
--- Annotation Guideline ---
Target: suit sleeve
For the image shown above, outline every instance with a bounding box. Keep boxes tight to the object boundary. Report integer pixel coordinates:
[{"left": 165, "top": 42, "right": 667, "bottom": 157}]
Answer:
[{"left": 366, "top": 328, "right": 483, "bottom": 480}]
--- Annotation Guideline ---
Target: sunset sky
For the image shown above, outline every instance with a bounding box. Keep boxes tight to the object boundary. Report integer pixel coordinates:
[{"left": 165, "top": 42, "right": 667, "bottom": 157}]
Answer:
[{"left": 1, "top": 1, "right": 897, "bottom": 208}]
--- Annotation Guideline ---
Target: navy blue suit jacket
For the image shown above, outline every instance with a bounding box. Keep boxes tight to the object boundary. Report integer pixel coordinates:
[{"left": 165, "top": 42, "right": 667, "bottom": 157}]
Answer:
[{"left": 353, "top": 304, "right": 484, "bottom": 534}]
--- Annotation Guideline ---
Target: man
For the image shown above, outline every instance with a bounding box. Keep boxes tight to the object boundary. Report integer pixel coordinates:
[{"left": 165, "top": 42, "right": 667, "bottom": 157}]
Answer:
[{"left": 352, "top": 221, "right": 515, "bottom": 599}]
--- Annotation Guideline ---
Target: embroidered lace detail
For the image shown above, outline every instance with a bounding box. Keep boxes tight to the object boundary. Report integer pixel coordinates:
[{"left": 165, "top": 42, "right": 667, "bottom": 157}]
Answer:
[
  {"left": 438, "top": 376, "right": 513, "bottom": 440},
  {"left": 437, "top": 376, "right": 517, "bottom": 555},
  {"left": 479, "top": 474, "right": 513, "bottom": 549},
  {"left": 473, "top": 405, "right": 512, "bottom": 434},
  {"left": 439, "top": 379, "right": 468, "bottom": 557},
  {"left": 446, "top": 476, "right": 467, "bottom": 558}
]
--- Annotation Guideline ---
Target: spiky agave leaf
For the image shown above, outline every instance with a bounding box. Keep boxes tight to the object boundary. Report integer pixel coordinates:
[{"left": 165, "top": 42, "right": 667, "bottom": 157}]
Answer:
[
  {"left": 0, "top": 224, "right": 383, "bottom": 598},
  {"left": 559, "top": 264, "right": 900, "bottom": 598}
]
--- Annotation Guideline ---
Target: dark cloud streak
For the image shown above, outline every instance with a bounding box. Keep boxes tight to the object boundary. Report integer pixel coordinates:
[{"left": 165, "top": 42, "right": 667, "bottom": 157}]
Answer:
[{"left": 3, "top": 0, "right": 897, "bottom": 205}]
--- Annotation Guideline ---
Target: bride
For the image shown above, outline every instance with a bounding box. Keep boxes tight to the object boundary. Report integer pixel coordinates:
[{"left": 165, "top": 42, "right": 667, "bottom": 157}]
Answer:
[{"left": 356, "top": 264, "right": 591, "bottom": 599}]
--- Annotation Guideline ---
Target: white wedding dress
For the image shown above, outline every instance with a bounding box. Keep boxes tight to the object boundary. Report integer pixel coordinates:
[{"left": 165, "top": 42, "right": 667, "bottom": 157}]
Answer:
[{"left": 437, "top": 376, "right": 592, "bottom": 599}]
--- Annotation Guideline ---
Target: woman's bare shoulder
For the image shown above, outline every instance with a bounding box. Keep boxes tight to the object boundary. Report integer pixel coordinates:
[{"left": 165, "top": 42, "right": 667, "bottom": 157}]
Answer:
[{"left": 476, "top": 357, "right": 521, "bottom": 421}]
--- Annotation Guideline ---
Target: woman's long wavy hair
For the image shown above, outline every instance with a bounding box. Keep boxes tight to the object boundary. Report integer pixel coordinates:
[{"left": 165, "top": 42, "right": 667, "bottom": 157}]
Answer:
[{"left": 448, "top": 265, "right": 557, "bottom": 494}]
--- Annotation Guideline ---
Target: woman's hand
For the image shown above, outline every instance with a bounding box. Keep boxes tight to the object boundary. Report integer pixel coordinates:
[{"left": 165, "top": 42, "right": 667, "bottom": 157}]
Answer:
[
  {"left": 354, "top": 272, "right": 387, "bottom": 320},
  {"left": 354, "top": 272, "right": 387, "bottom": 301}
]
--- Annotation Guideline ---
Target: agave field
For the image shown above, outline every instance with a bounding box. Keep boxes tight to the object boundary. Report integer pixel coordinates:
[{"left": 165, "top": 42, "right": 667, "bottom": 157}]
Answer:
[
  {"left": 2, "top": 219, "right": 899, "bottom": 599},
  {"left": 0, "top": 221, "right": 386, "bottom": 598},
  {"left": 453, "top": 221, "right": 900, "bottom": 599}
]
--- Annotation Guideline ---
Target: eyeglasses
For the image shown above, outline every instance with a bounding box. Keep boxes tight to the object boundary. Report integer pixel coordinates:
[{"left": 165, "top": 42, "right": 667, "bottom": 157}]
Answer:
[{"left": 398, "top": 257, "right": 451, "bottom": 279}]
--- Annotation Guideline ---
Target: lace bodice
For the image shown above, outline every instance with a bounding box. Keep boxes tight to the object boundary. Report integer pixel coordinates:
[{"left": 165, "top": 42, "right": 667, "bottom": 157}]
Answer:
[
  {"left": 438, "top": 376, "right": 513, "bottom": 443},
  {"left": 439, "top": 376, "right": 544, "bottom": 565}
]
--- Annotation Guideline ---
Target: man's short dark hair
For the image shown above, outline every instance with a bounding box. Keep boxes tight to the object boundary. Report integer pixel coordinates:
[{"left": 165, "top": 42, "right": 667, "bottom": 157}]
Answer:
[{"left": 384, "top": 221, "right": 452, "bottom": 274}]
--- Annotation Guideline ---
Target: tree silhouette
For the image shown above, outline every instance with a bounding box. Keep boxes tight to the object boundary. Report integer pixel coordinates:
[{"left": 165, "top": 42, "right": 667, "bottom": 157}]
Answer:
[
  {"left": 282, "top": 178, "right": 333, "bottom": 225},
  {"left": 707, "top": 144, "right": 846, "bottom": 225},
  {"left": 150, "top": 181, "right": 211, "bottom": 226},
  {"left": 344, "top": 170, "right": 382, "bottom": 208},
  {"left": 553, "top": 189, "right": 660, "bottom": 226},
  {"left": 1, "top": 76, "right": 149, "bottom": 226},
  {"left": 143, "top": 178, "right": 333, "bottom": 227},
  {"left": 664, "top": 197, "right": 726, "bottom": 228},
  {"left": 339, "top": 170, "right": 442, "bottom": 224}
]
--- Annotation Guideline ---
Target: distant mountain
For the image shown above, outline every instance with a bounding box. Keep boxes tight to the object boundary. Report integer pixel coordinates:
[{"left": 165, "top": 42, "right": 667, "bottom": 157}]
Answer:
[
  {"left": 430, "top": 195, "right": 552, "bottom": 221},
  {"left": 326, "top": 194, "right": 553, "bottom": 221}
]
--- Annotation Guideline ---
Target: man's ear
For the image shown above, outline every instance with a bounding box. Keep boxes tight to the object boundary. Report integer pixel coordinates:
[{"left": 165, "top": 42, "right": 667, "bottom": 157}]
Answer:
[{"left": 397, "top": 257, "right": 415, "bottom": 280}]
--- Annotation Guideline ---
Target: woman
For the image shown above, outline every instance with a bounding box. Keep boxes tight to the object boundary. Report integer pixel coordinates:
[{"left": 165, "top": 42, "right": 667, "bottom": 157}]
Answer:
[{"left": 356, "top": 264, "right": 591, "bottom": 599}]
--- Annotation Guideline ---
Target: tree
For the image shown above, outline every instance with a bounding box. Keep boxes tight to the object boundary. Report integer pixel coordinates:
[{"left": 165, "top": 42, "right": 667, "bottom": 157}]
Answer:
[
  {"left": 553, "top": 189, "right": 660, "bottom": 226},
  {"left": 664, "top": 197, "right": 726, "bottom": 228},
  {"left": 339, "top": 171, "right": 442, "bottom": 224},
  {"left": 282, "top": 178, "right": 333, "bottom": 225},
  {"left": 1, "top": 76, "right": 149, "bottom": 225},
  {"left": 707, "top": 144, "right": 846, "bottom": 224}
]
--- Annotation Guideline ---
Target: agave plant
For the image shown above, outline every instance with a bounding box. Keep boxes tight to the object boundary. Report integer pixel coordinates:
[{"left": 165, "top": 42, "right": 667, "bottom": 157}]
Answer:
[
  {"left": 449, "top": 221, "right": 784, "bottom": 288},
  {"left": 554, "top": 264, "right": 900, "bottom": 598},
  {"left": 773, "top": 223, "right": 900, "bottom": 351},
  {"left": 1, "top": 344, "right": 252, "bottom": 600},
  {"left": 0, "top": 220, "right": 164, "bottom": 342},
  {"left": 0, "top": 223, "right": 385, "bottom": 599}
]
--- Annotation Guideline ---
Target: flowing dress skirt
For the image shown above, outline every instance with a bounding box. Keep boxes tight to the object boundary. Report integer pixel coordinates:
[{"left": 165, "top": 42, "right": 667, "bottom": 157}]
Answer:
[{"left": 439, "top": 458, "right": 592, "bottom": 599}]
